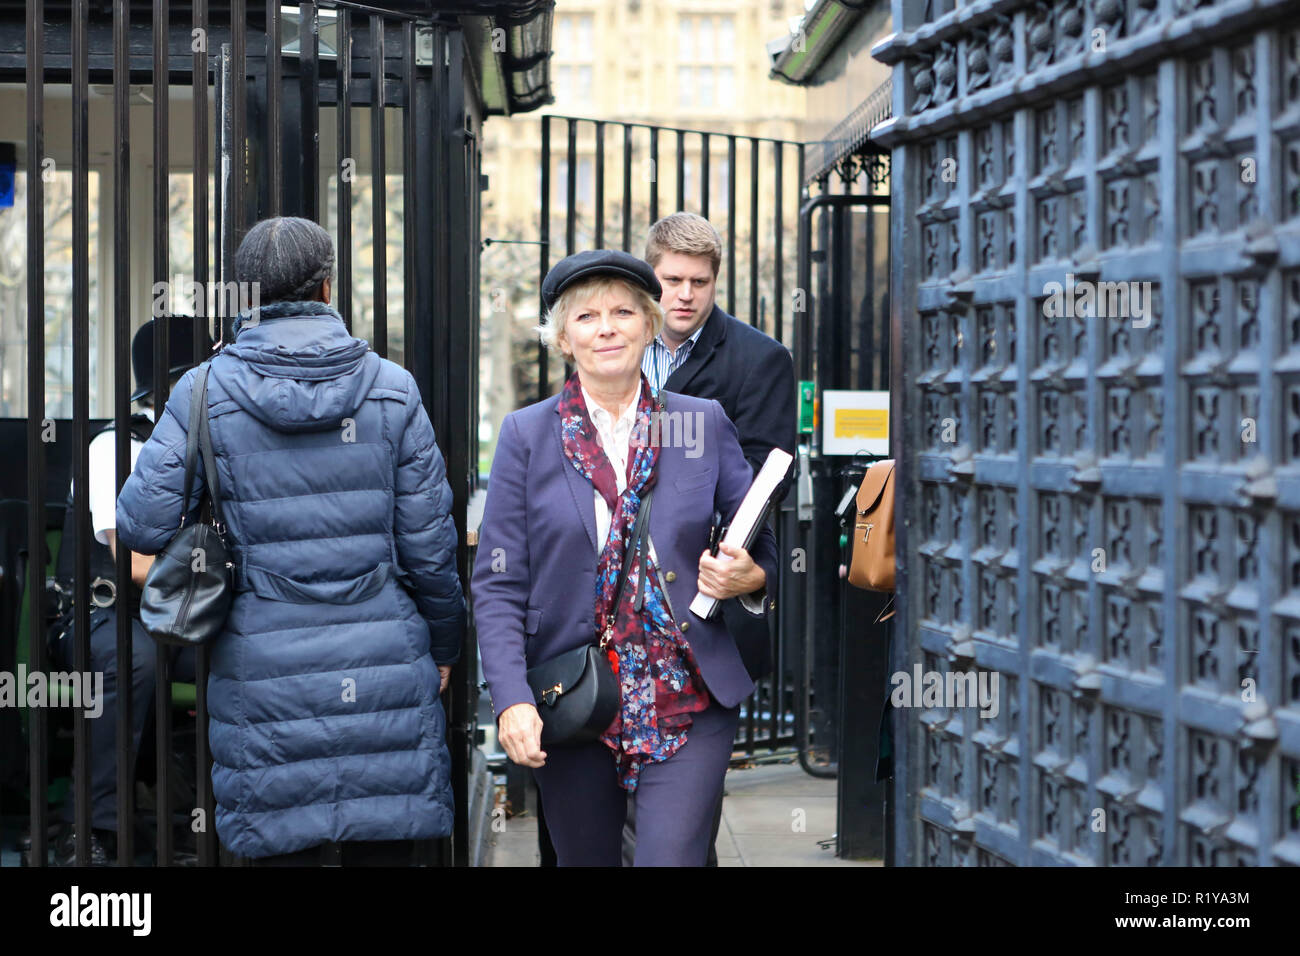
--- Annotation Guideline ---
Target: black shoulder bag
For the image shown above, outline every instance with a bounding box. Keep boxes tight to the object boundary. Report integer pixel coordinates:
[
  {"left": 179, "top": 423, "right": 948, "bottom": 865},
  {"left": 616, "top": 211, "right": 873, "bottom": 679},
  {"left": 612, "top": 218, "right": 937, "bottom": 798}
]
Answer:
[
  {"left": 525, "top": 487, "right": 656, "bottom": 747},
  {"left": 139, "top": 364, "right": 235, "bottom": 646}
]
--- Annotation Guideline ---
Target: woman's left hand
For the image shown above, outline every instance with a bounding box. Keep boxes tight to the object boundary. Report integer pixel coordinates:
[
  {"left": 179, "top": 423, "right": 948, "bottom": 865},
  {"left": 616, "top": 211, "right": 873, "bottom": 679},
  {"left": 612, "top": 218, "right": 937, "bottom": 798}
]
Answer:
[
  {"left": 697, "top": 542, "right": 767, "bottom": 601},
  {"left": 437, "top": 665, "right": 452, "bottom": 694}
]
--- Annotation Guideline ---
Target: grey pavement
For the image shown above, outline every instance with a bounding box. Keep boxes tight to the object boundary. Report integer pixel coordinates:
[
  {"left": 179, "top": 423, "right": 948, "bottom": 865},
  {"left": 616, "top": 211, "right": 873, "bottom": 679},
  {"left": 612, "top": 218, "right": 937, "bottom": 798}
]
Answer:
[{"left": 484, "top": 759, "right": 881, "bottom": 867}]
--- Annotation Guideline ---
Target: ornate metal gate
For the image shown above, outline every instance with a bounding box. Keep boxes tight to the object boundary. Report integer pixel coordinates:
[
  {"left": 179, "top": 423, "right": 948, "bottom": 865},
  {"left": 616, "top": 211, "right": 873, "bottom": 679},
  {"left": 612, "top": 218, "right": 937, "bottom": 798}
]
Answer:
[{"left": 875, "top": 0, "right": 1300, "bottom": 865}]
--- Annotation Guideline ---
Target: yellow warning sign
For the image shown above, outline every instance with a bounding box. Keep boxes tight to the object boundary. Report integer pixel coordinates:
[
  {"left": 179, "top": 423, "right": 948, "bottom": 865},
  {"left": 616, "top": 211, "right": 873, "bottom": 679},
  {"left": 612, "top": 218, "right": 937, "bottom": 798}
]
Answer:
[{"left": 834, "top": 408, "right": 889, "bottom": 440}]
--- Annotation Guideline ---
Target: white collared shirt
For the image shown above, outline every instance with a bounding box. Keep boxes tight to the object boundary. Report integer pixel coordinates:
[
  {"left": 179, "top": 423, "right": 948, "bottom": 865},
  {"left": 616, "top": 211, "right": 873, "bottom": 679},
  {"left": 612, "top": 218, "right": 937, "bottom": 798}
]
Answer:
[
  {"left": 83, "top": 406, "right": 156, "bottom": 545},
  {"left": 641, "top": 322, "right": 706, "bottom": 393},
  {"left": 582, "top": 384, "right": 652, "bottom": 557}
]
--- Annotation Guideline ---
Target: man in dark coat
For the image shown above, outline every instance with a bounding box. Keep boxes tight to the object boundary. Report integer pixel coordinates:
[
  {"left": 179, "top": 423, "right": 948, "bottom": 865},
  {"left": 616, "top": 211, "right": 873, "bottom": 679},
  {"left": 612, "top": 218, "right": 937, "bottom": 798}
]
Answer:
[
  {"left": 638, "top": 212, "right": 797, "bottom": 865},
  {"left": 642, "top": 213, "right": 797, "bottom": 677}
]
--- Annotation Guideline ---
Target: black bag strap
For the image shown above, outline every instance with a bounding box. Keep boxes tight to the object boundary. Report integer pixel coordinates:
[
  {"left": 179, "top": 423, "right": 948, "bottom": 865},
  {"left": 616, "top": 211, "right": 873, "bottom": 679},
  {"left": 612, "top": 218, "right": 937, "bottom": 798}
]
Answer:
[
  {"left": 196, "top": 373, "right": 226, "bottom": 530},
  {"left": 610, "top": 485, "right": 654, "bottom": 622},
  {"left": 631, "top": 489, "right": 654, "bottom": 612},
  {"left": 178, "top": 365, "right": 206, "bottom": 525},
  {"left": 178, "top": 363, "right": 226, "bottom": 530}
]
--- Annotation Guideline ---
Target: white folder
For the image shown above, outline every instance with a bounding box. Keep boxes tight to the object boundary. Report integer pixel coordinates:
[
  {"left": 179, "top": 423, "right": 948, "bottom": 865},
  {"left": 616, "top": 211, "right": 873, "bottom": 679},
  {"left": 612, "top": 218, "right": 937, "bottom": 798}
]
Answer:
[{"left": 689, "top": 447, "right": 794, "bottom": 620}]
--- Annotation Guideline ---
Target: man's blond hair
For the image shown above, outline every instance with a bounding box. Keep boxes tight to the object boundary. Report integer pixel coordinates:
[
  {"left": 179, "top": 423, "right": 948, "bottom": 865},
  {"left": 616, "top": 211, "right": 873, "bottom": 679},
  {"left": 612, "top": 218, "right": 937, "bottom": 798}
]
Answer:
[{"left": 645, "top": 213, "right": 722, "bottom": 276}]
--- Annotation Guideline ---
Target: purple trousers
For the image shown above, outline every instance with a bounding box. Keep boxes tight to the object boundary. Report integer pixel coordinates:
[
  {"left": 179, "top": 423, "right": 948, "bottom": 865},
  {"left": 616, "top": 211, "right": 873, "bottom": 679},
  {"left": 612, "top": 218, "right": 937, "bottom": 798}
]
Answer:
[{"left": 532, "top": 700, "right": 740, "bottom": 866}]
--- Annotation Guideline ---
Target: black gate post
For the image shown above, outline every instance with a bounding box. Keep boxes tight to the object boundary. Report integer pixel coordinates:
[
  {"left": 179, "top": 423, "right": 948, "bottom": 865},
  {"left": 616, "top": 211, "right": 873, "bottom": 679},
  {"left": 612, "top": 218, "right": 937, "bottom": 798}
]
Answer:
[
  {"left": 24, "top": 0, "right": 50, "bottom": 869},
  {"left": 796, "top": 190, "right": 893, "bottom": 853},
  {"left": 429, "top": 21, "right": 482, "bottom": 869}
]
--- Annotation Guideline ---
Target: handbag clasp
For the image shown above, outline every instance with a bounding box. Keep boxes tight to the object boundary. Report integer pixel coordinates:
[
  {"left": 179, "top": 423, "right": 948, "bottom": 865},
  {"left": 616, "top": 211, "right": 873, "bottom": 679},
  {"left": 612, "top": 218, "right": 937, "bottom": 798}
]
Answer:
[{"left": 540, "top": 682, "right": 563, "bottom": 706}]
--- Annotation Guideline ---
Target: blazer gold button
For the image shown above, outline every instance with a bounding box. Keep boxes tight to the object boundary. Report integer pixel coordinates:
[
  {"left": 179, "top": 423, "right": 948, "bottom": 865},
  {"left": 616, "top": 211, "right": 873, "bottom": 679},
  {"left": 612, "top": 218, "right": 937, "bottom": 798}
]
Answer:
[
  {"left": 681, "top": 621, "right": 690, "bottom": 631},
  {"left": 665, "top": 571, "right": 676, "bottom": 582}
]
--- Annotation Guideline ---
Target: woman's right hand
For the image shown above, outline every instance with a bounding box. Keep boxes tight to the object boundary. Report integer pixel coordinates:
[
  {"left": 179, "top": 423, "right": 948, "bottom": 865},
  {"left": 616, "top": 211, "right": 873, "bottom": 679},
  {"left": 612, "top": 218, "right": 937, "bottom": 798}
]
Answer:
[{"left": 498, "top": 703, "right": 547, "bottom": 768}]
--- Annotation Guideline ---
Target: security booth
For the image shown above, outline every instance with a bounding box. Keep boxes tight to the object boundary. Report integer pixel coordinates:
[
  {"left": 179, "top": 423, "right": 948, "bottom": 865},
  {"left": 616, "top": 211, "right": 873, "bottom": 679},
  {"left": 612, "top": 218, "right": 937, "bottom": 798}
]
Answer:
[
  {"left": 0, "top": 0, "right": 552, "bottom": 867},
  {"left": 768, "top": 0, "right": 896, "bottom": 861}
]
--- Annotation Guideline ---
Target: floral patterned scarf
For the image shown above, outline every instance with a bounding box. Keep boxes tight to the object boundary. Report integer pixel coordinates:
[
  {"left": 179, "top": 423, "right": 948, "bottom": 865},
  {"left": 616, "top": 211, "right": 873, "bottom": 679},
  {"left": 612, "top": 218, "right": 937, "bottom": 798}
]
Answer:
[{"left": 558, "top": 371, "right": 710, "bottom": 790}]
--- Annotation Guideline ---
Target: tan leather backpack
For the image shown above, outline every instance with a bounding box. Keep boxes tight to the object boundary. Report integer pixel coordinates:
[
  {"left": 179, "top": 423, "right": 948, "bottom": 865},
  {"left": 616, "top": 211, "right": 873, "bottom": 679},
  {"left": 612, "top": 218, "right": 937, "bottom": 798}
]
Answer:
[{"left": 848, "top": 459, "right": 895, "bottom": 593}]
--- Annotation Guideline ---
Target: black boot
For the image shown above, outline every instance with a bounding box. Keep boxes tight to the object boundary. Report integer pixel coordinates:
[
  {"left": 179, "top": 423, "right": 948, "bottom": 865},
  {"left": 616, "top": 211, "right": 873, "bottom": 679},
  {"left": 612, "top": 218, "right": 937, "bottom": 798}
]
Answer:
[
  {"left": 16, "top": 821, "right": 61, "bottom": 854},
  {"left": 53, "top": 826, "right": 115, "bottom": 866}
]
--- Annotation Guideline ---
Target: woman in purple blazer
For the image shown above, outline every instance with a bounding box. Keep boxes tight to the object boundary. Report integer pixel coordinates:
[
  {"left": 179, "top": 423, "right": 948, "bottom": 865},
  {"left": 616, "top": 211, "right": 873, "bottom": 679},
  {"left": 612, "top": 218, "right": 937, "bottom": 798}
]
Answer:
[{"left": 473, "top": 250, "right": 778, "bottom": 866}]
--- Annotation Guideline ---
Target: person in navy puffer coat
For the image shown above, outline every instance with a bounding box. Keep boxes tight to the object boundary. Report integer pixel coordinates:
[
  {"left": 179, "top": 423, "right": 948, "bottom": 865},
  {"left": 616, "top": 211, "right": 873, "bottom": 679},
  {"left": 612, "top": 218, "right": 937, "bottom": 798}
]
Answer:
[{"left": 115, "top": 217, "right": 466, "bottom": 864}]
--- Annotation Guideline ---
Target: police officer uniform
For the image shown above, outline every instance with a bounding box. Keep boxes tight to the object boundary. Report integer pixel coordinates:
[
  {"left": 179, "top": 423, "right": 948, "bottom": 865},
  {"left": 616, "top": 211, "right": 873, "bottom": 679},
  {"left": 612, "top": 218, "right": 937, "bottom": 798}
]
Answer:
[{"left": 49, "top": 317, "right": 204, "bottom": 864}]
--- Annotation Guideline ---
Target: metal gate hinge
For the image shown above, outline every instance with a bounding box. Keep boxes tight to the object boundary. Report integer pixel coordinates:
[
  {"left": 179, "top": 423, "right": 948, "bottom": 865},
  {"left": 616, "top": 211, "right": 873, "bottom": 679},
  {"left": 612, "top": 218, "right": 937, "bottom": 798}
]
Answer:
[
  {"left": 1112, "top": 148, "right": 1141, "bottom": 177},
  {"left": 945, "top": 626, "right": 975, "bottom": 665},
  {"left": 1237, "top": 468, "right": 1277, "bottom": 505},
  {"left": 1116, "top": 567, "right": 1143, "bottom": 594},
  {"left": 1244, "top": 221, "right": 1279, "bottom": 265},
  {"left": 1066, "top": 464, "right": 1101, "bottom": 492},
  {"left": 1072, "top": 669, "right": 1102, "bottom": 694},
  {"left": 941, "top": 271, "right": 973, "bottom": 311},
  {"left": 946, "top": 445, "right": 975, "bottom": 482},
  {"left": 1240, "top": 703, "right": 1278, "bottom": 743},
  {"left": 1196, "top": 127, "right": 1231, "bottom": 159},
  {"left": 1070, "top": 243, "right": 1100, "bottom": 280},
  {"left": 1071, "top": 655, "right": 1101, "bottom": 695}
]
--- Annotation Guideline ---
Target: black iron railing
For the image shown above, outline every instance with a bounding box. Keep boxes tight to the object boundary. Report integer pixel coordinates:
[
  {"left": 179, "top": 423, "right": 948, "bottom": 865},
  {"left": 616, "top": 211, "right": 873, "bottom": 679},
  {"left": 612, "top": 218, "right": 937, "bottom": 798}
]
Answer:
[
  {"left": 535, "top": 115, "right": 806, "bottom": 758},
  {"left": 8, "top": 0, "right": 485, "bottom": 867}
]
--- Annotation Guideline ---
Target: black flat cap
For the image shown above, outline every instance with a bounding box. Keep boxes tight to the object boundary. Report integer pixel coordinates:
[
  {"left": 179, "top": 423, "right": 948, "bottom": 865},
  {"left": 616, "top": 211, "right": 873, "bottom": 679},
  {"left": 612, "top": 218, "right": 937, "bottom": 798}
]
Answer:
[{"left": 541, "top": 249, "right": 662, "bottom": 313}]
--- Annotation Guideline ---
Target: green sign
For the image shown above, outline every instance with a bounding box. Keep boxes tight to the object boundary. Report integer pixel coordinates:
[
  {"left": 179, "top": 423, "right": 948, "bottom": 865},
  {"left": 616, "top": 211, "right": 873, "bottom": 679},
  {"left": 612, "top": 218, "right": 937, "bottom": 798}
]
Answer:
[{"left": 798, "top": 380, "right": 815, "bottom": 434}]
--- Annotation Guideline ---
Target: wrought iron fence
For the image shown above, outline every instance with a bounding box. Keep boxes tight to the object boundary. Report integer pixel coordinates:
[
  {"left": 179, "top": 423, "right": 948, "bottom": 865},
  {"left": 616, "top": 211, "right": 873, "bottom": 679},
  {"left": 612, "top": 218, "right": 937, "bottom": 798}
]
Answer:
[
  {"left": 4, "top": 0, "right": 488, "bottom": 866},
  {"left": 532, "top": 115, "right": 838, "bottom": 763}
]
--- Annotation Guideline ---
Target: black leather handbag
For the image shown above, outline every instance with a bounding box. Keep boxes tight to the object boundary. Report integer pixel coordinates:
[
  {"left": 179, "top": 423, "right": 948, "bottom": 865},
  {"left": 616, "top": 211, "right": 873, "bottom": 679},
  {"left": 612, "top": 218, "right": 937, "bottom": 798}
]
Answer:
[
  {"left": 139, "top": 363, "right": 234, "bottom": 647},
  {"left": 525, "top": 488, "right": 655, "bottom": 747}
]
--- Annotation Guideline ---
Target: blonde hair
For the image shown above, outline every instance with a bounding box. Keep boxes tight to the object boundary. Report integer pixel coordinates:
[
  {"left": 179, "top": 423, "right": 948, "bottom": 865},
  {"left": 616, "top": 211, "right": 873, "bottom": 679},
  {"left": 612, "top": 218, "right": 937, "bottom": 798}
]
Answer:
[
  {"left": 645, "top": 212, "right": 723, "bottom": 275},
  {"left": 536, "top": 275, "right": 664, "bottom": 356}
]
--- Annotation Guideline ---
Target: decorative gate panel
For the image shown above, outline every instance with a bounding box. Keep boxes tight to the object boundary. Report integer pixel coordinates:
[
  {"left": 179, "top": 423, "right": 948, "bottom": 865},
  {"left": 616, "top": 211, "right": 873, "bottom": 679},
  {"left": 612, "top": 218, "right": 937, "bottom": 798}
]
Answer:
[{"left": 875, "top": 0, "right": 1300, "bottom": 865}]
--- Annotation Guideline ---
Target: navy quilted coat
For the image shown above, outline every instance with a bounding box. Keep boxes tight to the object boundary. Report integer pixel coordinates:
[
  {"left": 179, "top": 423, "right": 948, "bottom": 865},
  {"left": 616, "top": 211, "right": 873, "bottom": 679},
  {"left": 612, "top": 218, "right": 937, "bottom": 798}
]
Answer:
[{"left": 115, "top": 300, "right": 466, "bottom": 859}]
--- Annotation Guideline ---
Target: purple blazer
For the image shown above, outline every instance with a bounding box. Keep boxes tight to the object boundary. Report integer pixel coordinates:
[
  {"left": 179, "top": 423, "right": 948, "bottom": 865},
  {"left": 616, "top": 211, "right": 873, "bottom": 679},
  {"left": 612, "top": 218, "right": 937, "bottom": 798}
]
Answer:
[{"left": 472, "top": 389, "right": 779, "bottom": 721}]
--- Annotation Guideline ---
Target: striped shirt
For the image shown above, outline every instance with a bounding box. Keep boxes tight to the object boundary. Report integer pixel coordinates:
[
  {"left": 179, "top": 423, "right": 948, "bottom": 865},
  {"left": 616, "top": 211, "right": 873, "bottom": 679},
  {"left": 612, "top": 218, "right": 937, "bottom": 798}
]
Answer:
[{"left": 641, "top": 323, "right": 705, "bottom": 393}]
